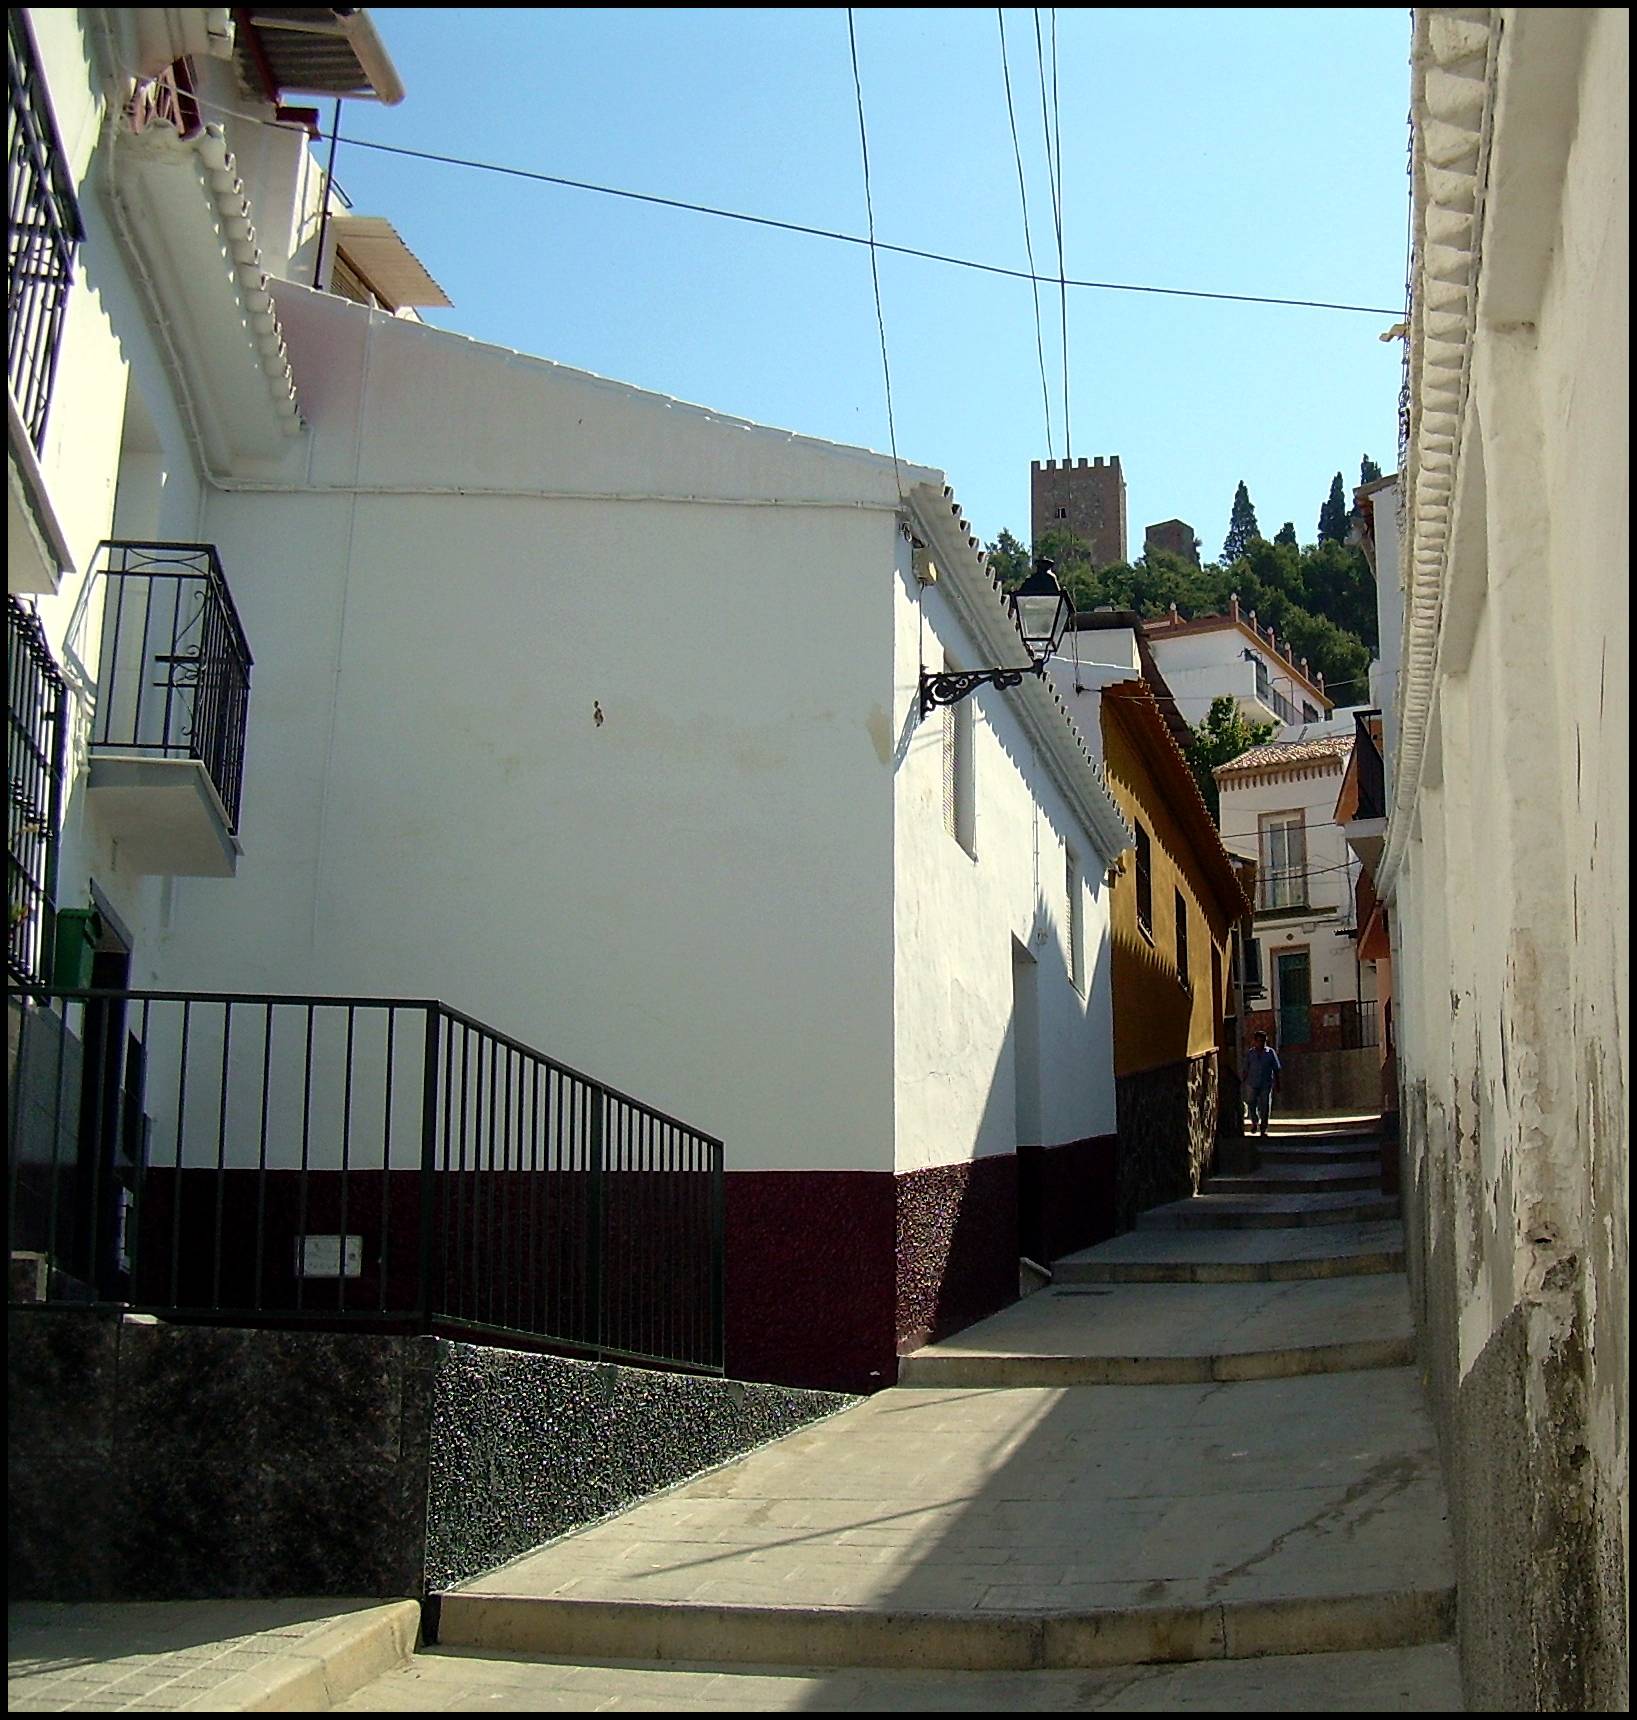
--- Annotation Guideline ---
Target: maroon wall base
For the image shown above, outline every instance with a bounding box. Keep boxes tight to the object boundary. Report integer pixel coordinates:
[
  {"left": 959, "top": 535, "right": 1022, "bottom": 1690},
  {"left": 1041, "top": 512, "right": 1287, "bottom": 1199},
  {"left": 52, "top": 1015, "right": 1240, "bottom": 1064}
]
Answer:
[
  {"left": 723, "top": 1172, "right": 897, "bottom": 1395},
  {"left": 894, "top": 1156, "right": 1018, "bottom": 1356},
  {"left": 1017, "top": 1134, "right": 1120, "bottom": 1267}
]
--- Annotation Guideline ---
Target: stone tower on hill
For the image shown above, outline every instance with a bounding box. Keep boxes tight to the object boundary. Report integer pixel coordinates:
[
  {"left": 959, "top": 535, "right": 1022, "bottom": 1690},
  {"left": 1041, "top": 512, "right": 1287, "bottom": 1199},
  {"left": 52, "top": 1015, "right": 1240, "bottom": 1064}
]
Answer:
[{"left": 1031, "top": 455, "right": 1127, "bottom": 567}]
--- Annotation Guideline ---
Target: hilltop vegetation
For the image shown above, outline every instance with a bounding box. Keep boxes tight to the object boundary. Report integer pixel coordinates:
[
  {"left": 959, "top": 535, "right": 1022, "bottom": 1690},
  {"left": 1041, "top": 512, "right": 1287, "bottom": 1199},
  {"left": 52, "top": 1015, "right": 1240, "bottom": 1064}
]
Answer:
[{"left": 987, "top": 464, "right": 1383, "bottom": 700}]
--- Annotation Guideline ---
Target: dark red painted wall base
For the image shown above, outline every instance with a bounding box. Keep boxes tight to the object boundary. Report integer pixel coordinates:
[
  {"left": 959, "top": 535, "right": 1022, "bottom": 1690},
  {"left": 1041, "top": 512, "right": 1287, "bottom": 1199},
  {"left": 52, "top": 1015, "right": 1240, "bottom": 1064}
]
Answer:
[{"left": 1018, "top": 1133, "right": 1120, "bottom": 1267}]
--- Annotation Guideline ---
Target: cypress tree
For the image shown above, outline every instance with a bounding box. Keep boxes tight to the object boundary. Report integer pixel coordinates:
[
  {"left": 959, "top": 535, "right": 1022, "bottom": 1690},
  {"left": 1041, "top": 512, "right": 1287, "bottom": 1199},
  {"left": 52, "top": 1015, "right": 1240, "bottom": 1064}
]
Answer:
[
  {"left": 1360, "top": 454, "right": 1383, "bottom": 485},
  {"left": 1222, "top": 481, "right": 1260, "bottom": 562},
  {"left": 1274, "top": 521, "right": 1298, "bottom": 547},
  {"left": 1317, "top": 472, "right": 1350, "bottom": 543}
]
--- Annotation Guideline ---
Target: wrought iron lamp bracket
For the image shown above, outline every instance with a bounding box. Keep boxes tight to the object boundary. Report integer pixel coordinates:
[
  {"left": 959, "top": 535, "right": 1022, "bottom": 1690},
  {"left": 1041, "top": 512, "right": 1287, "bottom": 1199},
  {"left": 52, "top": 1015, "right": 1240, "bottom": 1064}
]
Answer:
[{"left": 919, "top": 662, "right": 1044, "bottom": 718}]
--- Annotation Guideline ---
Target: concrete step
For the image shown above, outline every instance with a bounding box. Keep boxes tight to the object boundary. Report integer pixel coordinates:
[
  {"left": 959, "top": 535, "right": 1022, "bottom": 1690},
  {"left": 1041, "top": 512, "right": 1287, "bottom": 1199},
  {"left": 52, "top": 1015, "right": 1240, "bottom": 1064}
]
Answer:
[
  {"left": 1054, "top": 1220, "right": 1406, "bottom": 1285},
  {"left": 1208, "top": 1168, "right": 1381, "bottom": 1196},
  {"left": 1137, "top": 1192, "right": 1400, "bottom": 1231},
  {"left": 897, "top": 1275, "right": 1414, "bottom": 1387},
  {"left": 437, "top": 1370, "right": 1453, "bottom": 1672},
  {"left": 429, "top": 1588, "right": 1456, "bottom": 1676},
  {"left": 338, "top": 1641, "right": 1467, "bottom": 1711},
  {"left": 1259, "top": 1141, "right": 1387, "bottom": 1163}
]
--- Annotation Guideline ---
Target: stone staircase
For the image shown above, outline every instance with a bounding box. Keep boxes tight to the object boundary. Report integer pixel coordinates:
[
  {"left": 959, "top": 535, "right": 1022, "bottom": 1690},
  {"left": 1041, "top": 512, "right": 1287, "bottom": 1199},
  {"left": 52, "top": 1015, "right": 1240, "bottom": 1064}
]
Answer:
[{"left": 339, "top": 1116, "right": 1462, "bottom": 1711}]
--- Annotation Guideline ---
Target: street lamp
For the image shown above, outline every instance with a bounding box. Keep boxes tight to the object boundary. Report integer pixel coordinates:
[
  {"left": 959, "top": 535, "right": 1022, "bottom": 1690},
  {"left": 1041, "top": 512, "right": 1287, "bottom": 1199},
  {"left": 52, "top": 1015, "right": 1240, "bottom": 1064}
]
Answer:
[{"left": 919, "top": 559, "right": 1073, "bottom": 717}]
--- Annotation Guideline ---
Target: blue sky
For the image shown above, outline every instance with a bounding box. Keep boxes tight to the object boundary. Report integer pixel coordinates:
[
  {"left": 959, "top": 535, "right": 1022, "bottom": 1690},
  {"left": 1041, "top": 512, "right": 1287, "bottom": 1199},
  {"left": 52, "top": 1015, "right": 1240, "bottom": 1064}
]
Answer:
[{"left": 336, "top": 8, "right": 1409, "bottom": 557}]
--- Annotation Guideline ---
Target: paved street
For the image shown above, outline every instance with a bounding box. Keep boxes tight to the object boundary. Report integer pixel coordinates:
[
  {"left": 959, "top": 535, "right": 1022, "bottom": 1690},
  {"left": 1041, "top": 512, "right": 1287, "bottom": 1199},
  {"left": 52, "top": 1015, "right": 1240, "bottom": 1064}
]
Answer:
[{"left": 347, "top": 1116, "right": 1462, "bottom": 1710}]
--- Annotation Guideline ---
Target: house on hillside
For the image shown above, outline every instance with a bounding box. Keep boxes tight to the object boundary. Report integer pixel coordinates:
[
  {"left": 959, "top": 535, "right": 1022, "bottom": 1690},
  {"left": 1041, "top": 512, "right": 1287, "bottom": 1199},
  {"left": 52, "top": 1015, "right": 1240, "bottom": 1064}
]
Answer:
[
  {"left": 1144, "top": 600, "right": 1333, "bottom": 734},
  {"left": 1049, "top": 613, "right": 1253, "bottom": 1232},
  {"left": 1213, "top": 732, "right": 1379, "bottom": 1113},
  {"left": 7, "top": 6, "right": 1132, "bottom": 1401}
]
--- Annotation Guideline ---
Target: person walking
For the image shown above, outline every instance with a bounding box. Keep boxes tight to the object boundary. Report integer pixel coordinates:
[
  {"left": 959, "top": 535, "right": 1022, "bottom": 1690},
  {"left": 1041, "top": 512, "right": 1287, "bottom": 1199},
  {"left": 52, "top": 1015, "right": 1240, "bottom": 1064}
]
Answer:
[{"left": 1242, "top": 1030, "right": 1282, "bottom": 1138}]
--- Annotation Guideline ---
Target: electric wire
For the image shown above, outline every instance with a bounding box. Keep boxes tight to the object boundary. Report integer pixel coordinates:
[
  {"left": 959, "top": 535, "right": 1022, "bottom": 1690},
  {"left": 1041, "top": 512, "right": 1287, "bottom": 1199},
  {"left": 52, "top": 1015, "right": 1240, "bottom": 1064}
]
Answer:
[
  {"left": 846, "top": 9, "right": 903, "bottom": 501},
  {"left": 321, "top": 132, "right": 1402, "bottom": 317},
  {"left": 1034, "top": 8, "right": 1070, "bottom": 459},
  {"left": 997, "top": 8, "right": 1055, "bottom": 458}
]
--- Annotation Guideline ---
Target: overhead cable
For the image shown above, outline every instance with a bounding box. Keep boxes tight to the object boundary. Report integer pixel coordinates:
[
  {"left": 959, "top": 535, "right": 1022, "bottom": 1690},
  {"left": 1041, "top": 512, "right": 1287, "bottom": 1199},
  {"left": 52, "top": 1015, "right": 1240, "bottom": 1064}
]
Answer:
[
  {"left": 846, "top": 9, "right": 903, "bottom": 500},
  {"left": 997, "top": 8, "right": 1055, "bottom": 457},
  {"left": 327, "top": 132, "right": 1403, "bottom": 317}
]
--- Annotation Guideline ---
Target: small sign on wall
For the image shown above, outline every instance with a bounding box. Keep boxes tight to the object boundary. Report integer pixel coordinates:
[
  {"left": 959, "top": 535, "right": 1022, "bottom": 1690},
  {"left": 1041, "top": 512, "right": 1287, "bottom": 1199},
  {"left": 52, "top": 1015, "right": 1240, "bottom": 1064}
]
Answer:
[{"left": 294, "top": 1234, "right": 363, "bottom": 1278}]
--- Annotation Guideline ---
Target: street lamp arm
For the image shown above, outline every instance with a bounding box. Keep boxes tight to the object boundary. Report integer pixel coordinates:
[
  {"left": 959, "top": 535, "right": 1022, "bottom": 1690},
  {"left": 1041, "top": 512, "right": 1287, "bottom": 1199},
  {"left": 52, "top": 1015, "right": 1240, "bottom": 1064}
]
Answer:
[{"left": 919, "top": 662, "right": 1044, "bottom": 717}]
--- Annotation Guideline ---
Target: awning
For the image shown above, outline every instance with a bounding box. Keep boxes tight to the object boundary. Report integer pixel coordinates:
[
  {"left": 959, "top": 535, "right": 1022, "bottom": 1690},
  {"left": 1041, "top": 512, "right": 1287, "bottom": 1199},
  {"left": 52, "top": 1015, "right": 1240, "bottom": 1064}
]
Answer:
[
  {"left": 235, "top": 9, "right": 405, "bottom": 105},
  {"left": 330, "top": 214, "right": 451, "bottom": 308}
]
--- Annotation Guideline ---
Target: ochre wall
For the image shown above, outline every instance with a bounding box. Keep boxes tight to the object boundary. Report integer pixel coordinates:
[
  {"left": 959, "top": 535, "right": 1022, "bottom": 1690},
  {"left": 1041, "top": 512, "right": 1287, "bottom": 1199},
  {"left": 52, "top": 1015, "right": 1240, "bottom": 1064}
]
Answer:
[{"left": 1101, "top": 707, "right": 1232, "bottom": 1078}]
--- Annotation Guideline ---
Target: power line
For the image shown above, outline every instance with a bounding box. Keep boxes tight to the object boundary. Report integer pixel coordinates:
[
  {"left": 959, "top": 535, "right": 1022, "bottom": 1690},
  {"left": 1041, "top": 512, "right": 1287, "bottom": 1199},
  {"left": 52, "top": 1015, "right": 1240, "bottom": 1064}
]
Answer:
[
  {"left": 846, "top": 10, "right": 902, "bottom": 499},
  {"left": 1033, "top": 9, "right": 1070, "bottom": 458},
  {"left": 997, "top": 9, "right": 1055, "bottom": 457},
  {"left": 327, "top": 132, "right": 1403, "bottom": 317}
]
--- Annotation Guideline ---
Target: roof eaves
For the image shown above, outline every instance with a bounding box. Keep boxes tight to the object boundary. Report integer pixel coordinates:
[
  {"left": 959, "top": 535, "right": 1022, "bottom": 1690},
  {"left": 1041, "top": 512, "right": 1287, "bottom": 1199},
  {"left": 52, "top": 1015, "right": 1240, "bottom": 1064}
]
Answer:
[{"left": 911, "top": 480, "right": 1133, "bottom": 866}]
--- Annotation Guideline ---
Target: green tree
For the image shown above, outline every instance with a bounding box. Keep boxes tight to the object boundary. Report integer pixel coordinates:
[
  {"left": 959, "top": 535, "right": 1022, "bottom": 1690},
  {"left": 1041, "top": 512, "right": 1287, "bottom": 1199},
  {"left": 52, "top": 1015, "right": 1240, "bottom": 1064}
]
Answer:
[
  {"left": 1187, "top": 695, "right": 1275, "bottom": 822},
  {"left": 1360, "top": 454, "right": 1383, "bottom": 485},
  {"left": 1222, "top": 481, "right": 1260, "bottom": 562},
  {"left": 1274, "top": 521, "right": 1298, "bottom": 547},
  {"left": 985, "top": 528, "right": 1031, "bottom": 589},
  {"left": 1316, "top": 472, "right": 1350, "bottom": 543}
]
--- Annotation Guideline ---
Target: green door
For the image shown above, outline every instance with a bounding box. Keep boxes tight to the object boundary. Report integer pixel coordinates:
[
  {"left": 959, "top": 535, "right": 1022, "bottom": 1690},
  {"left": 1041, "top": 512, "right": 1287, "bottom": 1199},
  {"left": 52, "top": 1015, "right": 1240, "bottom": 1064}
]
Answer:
[{"left": 1276, "top": 951, "right": 1311, "bottom": 1046}]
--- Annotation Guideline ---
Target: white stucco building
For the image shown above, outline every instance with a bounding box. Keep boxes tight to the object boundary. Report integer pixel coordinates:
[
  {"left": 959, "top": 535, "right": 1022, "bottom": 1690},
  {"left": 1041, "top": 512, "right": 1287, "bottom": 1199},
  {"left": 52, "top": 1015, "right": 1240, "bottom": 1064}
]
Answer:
[
  {"left": 1381, "top": 10, "right": 1627, "bottom": 1709},
  {"left": 1214, "top": 734, "right": 1372, "bottom": 1044},
  {"left": 1143, "top": 602, "right": 1333, "bottom": 735},
  {"left": 7, "top": 8, "right": 1130, "bottom": 1394}
]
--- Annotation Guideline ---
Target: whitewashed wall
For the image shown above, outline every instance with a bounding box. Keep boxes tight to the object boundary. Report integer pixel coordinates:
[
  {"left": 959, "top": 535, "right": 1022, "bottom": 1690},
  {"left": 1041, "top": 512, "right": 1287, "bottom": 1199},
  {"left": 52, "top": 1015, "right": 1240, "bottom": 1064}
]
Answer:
[
  {"left": 19, "top": 9, "right": 213, "bottom": 987},
  {"left": 138, "top": 285, "right": 917, "bottom": 1176},
  {"left": 891, "top": 569, "right": 1117, "bottom": 1173}
]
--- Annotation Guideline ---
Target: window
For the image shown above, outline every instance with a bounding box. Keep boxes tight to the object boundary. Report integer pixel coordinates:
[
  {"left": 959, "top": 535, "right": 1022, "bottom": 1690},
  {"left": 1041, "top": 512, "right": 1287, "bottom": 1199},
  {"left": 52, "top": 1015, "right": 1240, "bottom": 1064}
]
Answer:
[
  {"left": 941, "top": 654, "right": 975, "bottom": 856},
  {"left": 1258, "top": 811, "right": 1307, "bottom": 910},
  {"left": 1056, "top": 506, "right": 1068, "bottom": 520},
  {"left": 1134, "top": 823, "right": 1153, "bottom": 937},
  {"left": 1065, "top": 847, "right": 1084, "bottom": 991},
  {"left": 1302, "top": 702, "right": 1319, "bottom": 723},
  {"left": 7, "top": 599, "right": 67, "bottom": 985},
  {"left": 1175, "top": 889, "right": 1190, "bottom": 989}
]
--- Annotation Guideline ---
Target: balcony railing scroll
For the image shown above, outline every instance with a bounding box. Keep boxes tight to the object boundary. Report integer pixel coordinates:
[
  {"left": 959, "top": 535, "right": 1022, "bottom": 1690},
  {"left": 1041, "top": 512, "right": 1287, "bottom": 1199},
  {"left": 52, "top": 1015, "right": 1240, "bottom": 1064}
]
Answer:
[
  {"left": 92, "top": 543, "right": 254, "bottom": 831},
  {"left": 7, "top": 989, "right": 726, "bottom": 1374},
  {"left": 7, "top": 11, "right": 85, "bottom": 451}
]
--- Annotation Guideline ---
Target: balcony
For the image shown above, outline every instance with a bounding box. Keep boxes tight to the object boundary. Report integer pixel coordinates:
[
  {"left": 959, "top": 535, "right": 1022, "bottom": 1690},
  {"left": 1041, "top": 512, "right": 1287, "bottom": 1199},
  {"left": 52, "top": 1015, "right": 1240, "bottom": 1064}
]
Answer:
[
  {"left": 7, "top": 12, "right": 84, "bottom": 597},
  {"left": 86, "top": 543, "right": 252, "bottom": 876}
]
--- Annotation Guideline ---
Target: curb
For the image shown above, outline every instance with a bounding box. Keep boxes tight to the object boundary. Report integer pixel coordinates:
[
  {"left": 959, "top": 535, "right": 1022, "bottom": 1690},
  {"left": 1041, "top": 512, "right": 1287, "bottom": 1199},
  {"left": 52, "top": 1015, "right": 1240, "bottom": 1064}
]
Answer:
[
  {"left": 894, "top": 1334, "right": 1415, "bottom": 1387},
  {"left": 203, "top": 1601, "right": 421, "bottom": 1712},
  {"left": 1138, "top": 1199, "right": 1400, "bottom": 1231},
  {"left": 432, "top": 1586, "right": 1455, "bottom": 1671}
]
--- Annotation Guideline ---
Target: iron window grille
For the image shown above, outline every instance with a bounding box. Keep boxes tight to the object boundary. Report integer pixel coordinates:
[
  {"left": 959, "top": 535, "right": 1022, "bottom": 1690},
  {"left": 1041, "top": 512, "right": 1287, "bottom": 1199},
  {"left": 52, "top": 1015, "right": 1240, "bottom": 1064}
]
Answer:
[
  {"left": 7, "top": 11, "right": 84, "bottom": 451},
  {"left": 1175, "top": 888, "right": 1190, "bottom": 990},
  {"left": 7, "top": 598, "right": 68, "bottom": 986},
  {"left": 91, "top": 543, "right": 254, "bottom": 831}
]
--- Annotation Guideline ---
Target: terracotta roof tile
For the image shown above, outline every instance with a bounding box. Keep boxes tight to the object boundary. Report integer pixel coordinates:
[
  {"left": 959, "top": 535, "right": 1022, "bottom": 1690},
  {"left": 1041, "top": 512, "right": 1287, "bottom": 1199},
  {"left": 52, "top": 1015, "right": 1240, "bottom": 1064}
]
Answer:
[{"left": 1215, "top": 734, "right": 1355, "bottom": 778}]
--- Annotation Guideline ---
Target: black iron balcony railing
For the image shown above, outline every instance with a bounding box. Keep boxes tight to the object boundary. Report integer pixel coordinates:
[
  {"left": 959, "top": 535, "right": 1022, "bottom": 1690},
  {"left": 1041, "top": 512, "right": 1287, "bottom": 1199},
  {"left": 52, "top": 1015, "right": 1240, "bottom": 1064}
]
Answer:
[
  {"left": 7, "top": 599, "right": 68, "bottom": 986},
  {"left": 7, "top": 11, "right": 85, "bottom": 451},
  {"left": 92, "top": 543, "right": 254, "bottom": 830},
  {"left": 7, "top": 990, "right": 727, "bottom": 1374}
]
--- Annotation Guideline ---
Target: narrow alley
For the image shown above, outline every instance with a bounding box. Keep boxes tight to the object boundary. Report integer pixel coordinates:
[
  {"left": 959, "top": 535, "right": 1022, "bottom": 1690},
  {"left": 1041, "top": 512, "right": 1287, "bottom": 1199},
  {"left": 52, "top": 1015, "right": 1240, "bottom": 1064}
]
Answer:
[{"left": 338, "top": 1114, "right": 1462, "bottom": 1711}]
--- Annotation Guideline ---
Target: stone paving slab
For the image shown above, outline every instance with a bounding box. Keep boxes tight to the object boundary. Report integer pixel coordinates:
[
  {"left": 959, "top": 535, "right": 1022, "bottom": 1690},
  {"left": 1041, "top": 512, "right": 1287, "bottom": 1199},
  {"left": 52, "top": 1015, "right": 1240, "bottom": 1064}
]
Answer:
[
  {"left": 451, "top": 1371, "right": 1451, "bottom": 1631},
  {"left": 338, "top": 1642, "right": 1464, "bottom": 1709},
  {"left": 7, "top": 1599, "right": 420, "bottom": 1713},
  {"left": 895, "top": 1276, "right": 1412, "bottom": 1384},
  {"left": 1055, "top": 1220, "right": 1405, "bottom": 1284}
]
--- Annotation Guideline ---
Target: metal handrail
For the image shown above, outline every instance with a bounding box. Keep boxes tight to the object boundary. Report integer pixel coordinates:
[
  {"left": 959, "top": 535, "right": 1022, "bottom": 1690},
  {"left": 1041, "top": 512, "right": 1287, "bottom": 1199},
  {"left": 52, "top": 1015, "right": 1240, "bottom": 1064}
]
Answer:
[{"left": 6, "top": 988, "right": 726, "bottom": 1374}]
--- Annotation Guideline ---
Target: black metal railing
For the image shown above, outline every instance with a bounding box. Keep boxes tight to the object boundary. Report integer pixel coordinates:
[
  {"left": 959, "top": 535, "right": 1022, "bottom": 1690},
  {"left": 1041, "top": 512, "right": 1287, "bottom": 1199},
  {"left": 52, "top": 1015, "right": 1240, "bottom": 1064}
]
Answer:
[
  {"left": 7, "top": 599, "right": 68, "bottom": 987},
  {"left": 1341, "top": 999, "right": 1381, "bottom": 1051},
  {"left": 91, "top": 543, "right": 254, "bottom": 831},
  {"left": 7, "top": 11, "right": 85, "bottom": 451},
  {"left": 6, "top": 990, "right": 725, "bottom": 1373}
]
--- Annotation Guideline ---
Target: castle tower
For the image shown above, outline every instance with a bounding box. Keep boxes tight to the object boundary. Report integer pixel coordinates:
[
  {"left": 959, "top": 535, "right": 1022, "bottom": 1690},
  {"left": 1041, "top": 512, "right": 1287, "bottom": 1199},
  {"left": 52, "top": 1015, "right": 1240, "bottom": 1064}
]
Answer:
[
  {"left": 1030, "top": 456, "right": 1128, "bottom": 567},
  {"left": 1143, "top": 519, "right": 1200, "bottom": 567}
]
